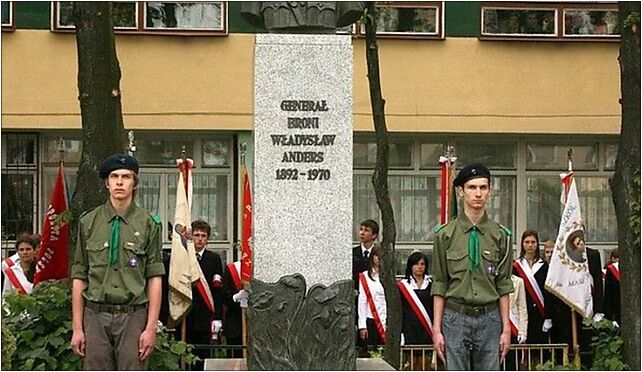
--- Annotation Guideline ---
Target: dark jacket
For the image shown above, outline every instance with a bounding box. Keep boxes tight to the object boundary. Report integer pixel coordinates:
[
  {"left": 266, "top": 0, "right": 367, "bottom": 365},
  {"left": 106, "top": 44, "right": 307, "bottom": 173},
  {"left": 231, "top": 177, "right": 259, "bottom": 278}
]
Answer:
[
  {"left": 222, "top": 263, "right": 243, "bottom": 340},
  {"left": 186, "top": 249, "right": 224, "bottom": 333},
  {"left": 352, "top": 245, "right": 369, "bottom": 290},
  {"left": 586, "top": 247, "right": 604, "bottom": 315},
  {"left": 603, "top": 263, "right": 620, "bottom": 323}
]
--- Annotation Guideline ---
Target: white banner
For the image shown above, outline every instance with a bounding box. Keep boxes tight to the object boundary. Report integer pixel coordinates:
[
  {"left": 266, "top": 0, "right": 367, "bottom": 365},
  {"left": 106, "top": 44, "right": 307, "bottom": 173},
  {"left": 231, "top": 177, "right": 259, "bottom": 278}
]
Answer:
[{"left": 545, "top": 177, "right": 593, "bottom": 318}]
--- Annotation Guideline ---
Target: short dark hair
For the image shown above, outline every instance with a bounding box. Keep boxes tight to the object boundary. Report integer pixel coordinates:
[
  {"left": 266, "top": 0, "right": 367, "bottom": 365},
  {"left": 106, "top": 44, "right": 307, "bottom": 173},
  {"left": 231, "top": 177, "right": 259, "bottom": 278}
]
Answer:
[
  {"left": 191, "top": 220, "right": 211, "bottom": 237},
  {"left": 404, "top": 251, "right": 428, "bottom": 282},
  {"left": 360, "top": 219, "right": 380, "bottom": 237},
  {"left": 16, "top": 232, "right": 38, "bottom": 251},
  {"left": 519, "top": 230, "right": 541, "bottom": 259}
]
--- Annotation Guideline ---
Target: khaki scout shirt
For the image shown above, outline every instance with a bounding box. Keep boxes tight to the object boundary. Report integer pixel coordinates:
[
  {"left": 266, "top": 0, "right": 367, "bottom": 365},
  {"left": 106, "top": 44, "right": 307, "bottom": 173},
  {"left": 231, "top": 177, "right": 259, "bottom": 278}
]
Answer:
[
  {"left": 70, "top": 201, "right": 165, "bottom": 305},
  {"left": 431, "top": 213, "right": 514, "bottom": 306}
]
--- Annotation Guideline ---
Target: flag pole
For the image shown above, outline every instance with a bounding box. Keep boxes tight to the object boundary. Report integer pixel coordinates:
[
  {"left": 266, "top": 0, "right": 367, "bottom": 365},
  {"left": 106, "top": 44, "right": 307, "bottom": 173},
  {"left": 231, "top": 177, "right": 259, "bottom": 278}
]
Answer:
[
  {"left": 240, "top": 142, "right": 249, "bottom": 360},
  {"left": 179, "top": 145, "right": 188, "bottom": 371},
  {"left": 566, "top": 148, "right": 581, "bottom": 369}
]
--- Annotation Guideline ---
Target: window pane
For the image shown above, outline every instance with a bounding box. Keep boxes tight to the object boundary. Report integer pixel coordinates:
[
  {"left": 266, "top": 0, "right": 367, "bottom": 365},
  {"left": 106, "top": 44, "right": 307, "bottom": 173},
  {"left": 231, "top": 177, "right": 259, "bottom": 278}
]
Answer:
[
  {"left": 485, "top": 177, "right": 515, "bottom": 237},
  {"left": 168, "top": 173, "right": 228, "bottom": 241},
  {"left": 2, "top": 1, "right": 11, "bottom": 25},
  {"left": 58, "top": 2, "right": 137, "bottom": 28},
  {"left": 136, "top": 139, "right": 194, "bottom": 166},
  {"left": 354, "top": 142, "right": 413, "bottom": 168},
  {"left": 526, "top": 176, "right": 616, "bottom": 243},
  {"left": 526, "top": 144, "right": 598, "bottom": 170},
  {"left": 604, "top": 144, "right": 618, "bottom": 170},
  {"left": 526, "top": 177, "right": 560, "bottom": 242},
  {"left": 44, "top": 138, "right": 82, "bottom": 164},
  {"left": 577, "top": 177, "right": 617, "bottom": 242},
  {"left": 145, "top": 2, "right": 222, "bottom": 30},
  {"left": 202, "top": 140, "right": 230, "bottom": 167},
  {"left": 482, "top": 8, "right": 556, "bottom": 36},
  {"left": 353, "top": 175, "right": 440, "bottom": 243},
  {"left": 564, "top": 10, "right": 619, "bottom": 36},
  {"left": 4, "top": 133, "right": 36, "bottom": 165},
  {"left": 419, "top": 143, "right": 447, "bottom": 169},
  {"left": 456, "top": 142, "right": 516, "bottom": 169},
  {"left": 1, "top": 174, "right": 34, "bottom": 240},
  {"left": 136, "top": 173, "right": 162, "bottom": 217},
  {"left": 373, "top": 4, "right": 439, "bottom": 35}
]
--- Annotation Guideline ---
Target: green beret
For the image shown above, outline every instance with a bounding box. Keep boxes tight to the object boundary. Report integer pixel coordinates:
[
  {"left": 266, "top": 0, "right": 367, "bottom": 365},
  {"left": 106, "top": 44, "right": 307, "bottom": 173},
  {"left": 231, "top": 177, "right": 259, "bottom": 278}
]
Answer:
[
  {"left": 453, "top": 163, "right": 491, "bottom": 187},
  {"left": 99, "top": 154, "right": 139, "bottom": 179}
]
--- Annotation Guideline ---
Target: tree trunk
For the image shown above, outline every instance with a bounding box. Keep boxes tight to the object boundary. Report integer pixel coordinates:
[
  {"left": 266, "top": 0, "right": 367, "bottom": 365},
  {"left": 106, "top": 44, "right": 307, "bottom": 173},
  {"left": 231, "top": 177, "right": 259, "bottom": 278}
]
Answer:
[
  {"left": 610, "top": 2, "right": 640, "bottom": 370},
  {"left": 364, "top": 3, "right": 401, "bottom": 368},
  {"left": 70, "top": 2, "right": 127, "bottom": 255}
]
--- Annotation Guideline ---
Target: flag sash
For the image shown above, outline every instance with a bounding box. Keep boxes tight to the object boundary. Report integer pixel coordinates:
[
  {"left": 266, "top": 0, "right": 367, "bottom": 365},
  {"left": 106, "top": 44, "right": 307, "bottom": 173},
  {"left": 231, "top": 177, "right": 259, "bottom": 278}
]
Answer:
[
  {"left": 607, "top": 262, "right": 620, "bottom": 282},
  {"left": 359, "top": 272, "right": 387, "bottom": 343},
  {"left": 397, "top": 280, "right": 433, "bottom": 338},
  {"left": 196, "top": 271, "right": 215, "bottom": 314},
  {"left": 2, "top": 256, "right": 32, "bottom": 294},
  {"left": 513, "top": 260, "right": 546, "bottom": 317},
  {"left": 227, "top": 262, "right": 243, "bottom": 291}
]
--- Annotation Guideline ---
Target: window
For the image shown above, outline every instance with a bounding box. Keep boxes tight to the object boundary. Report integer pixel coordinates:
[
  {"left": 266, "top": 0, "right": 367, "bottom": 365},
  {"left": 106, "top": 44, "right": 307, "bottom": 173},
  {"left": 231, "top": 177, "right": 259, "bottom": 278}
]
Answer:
[
  {"left": 354, "top": 141, "right": 413, "bottom": 168},
  {"left": 526, "top": 144, "right": 598, "bottom": 170},
  {"left": 526, "top": 176, "right": 617, "bottom": 243},
  {"left": 1, "top": 1, "right": 13, "bottom": 31},
  {"left": 356, "top": 2, "right": 444, "bottom": 39},
  {"left": 1, "top": 133, "right": 38, "bottom": 247},
  {"left": 52, "top": 1, "right": 227, "bottom": 35},
  {"left": 480, "top": 2, "right": 618, "bottom": 41}
]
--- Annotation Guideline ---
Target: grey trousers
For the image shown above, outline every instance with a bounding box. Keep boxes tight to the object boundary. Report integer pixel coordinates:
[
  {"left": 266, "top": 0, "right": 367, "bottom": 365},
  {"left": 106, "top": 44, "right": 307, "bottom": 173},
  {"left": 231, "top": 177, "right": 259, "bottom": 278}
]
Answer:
[
  {"left": 83, "top": 306, "right": 148, "bottom": 370},
  {"left": 442, "top": 306, "right": 502, "bottom": 371}
]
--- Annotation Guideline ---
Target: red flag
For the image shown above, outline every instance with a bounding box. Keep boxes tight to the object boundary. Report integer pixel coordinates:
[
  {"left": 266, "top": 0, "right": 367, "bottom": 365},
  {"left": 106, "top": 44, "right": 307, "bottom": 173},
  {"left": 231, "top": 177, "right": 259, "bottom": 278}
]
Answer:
[
  {"left": 33, "top": 163, "right": 70, "bottom": 285},
  {"left": 439, "top": 155, "right": 457, "bottom": 224},
  {"left": 240, "top": 164, "right": 253, "bottom": 284}
]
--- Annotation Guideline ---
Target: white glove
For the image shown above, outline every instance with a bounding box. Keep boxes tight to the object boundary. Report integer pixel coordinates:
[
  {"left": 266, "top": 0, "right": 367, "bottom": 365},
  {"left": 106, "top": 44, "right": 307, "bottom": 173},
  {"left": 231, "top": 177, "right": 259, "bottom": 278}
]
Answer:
[
  {"left": 593, "top": 313, "right": 605, "bottom": 322},
  {"left": 542, "top": 319, "right": 553, "bottom": 333},
  {"left": 613, "top": 321, "right": 619, "bottom": 328},
  {"left": 517, "top": 334, "right": 527, "bottom": 344},
  {"left": 233, "top": 289, "right": 249, "bottom": 308},
  {"left": 211, "top": 320, "right": 222, "bottom": 340}
]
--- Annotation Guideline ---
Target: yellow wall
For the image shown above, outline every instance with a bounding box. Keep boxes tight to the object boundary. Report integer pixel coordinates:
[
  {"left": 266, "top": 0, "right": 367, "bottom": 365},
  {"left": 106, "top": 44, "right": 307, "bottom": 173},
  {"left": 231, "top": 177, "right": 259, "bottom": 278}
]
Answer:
[{"left": 2, "top": 31, "right": 621, "bottom": 134}]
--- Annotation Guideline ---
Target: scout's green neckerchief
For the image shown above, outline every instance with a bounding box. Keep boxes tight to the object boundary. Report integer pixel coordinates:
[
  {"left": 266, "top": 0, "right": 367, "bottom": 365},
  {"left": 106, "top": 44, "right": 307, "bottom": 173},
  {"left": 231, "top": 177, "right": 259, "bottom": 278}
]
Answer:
[
  {"left": 469, "top": 226, "right": 480, "bottom": 272},
  {"left": 109, "top": 216, "right": 121, "bottom": 265}
]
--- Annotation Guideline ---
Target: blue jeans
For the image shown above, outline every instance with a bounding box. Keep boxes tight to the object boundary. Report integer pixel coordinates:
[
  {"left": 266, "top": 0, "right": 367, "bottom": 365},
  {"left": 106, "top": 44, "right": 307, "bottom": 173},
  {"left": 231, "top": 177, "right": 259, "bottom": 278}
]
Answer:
[{"left": 442, "top": 305, "right": 502, "bottom": 371}]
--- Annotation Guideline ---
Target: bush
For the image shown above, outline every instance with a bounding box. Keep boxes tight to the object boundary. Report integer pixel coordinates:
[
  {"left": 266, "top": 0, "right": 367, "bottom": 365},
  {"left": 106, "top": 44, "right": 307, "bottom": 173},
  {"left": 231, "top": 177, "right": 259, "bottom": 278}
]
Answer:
[
  {"left": 584, "top": 318, "right": 629, "bottom": 371},
  {"left": 2, "top": 280, "right": 197, "bottom": 370}
]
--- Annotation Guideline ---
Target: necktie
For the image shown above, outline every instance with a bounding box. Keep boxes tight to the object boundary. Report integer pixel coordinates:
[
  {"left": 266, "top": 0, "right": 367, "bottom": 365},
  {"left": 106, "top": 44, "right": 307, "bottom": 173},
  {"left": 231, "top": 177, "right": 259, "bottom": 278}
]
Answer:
[
  {"left": 469, "top": 226, "right": 480, "bottom": 272},
  {"left": 109, "top": 216, "right": 121, "bottom": 265},
  {"left": 364, "top": 250, "right": 369, "bottom": 259},
  {"left": 196, "top": 253, "right": 201, "bottom": 262}
]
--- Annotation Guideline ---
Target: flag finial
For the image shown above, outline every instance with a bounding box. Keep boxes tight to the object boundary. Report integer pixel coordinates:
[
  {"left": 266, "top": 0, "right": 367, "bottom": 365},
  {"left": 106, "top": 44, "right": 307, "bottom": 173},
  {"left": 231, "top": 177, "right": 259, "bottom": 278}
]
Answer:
[
  {"left": 240, "top": 142, "right": 247, "bottom": 165},
  {"left": 567, "top": 148, "right": 573, "bottom": 172},
  {"left": 127, "top": 131, "right": 136, "bottom": 156},
  {"left": 57, "top": 137, "right": 65, "bottom": 165}
]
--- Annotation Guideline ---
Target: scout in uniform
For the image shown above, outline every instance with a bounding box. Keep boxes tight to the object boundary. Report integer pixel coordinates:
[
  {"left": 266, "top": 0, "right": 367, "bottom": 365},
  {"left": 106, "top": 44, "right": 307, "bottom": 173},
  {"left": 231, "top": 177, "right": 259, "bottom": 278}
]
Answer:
[
  {"left": 70, "top": 154, "right": 165, "bottom": 370},
  {"left": 431, "top": 163, "right": 514, "bottom": 371}
]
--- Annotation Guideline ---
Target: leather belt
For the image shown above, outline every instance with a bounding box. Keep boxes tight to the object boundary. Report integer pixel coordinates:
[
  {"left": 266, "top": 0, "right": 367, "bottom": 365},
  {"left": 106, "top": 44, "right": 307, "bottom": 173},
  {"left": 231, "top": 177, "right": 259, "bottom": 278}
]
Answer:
[
  {"left": 86, "top": 301, "right": 146, "bottom": 314},
  {"left": 446, "top": 300, "right": 497, "bottom": 317}
]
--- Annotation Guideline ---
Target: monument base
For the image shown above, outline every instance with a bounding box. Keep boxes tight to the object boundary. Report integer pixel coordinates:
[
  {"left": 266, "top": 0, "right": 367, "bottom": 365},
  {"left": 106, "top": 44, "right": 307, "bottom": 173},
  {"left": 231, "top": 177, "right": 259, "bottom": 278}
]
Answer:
[
  {"left": 248, "top": 274, "right": 356, "bottom": 370},
  {"left": 204, "top": 358, "right": 395, "bottom": 371}
]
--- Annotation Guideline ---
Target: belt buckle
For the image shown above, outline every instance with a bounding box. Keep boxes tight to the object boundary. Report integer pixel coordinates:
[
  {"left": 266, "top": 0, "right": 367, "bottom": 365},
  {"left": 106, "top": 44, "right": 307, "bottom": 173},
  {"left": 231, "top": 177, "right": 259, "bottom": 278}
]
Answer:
[
  {"left": 114, "top": 304, "right": 124, "bottom": 313},
  {"left": 472, "top": 307, "right": 482, "bottom": 316}
]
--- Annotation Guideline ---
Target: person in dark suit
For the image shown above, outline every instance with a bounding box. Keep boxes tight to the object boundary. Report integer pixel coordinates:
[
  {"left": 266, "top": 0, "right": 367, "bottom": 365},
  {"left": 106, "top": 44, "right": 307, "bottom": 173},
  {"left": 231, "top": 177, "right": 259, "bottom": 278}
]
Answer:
[
  {"left": 186, "top": 220, "right": 224, "bottom": 370},
  {"left": 603, "top": 249, "right": 620, "bottom": 324},
  {"left": 352, "top": 219, "right": 380, "bottom": 288},
  {"left": 222, "top": 261, "right": 246, "bottom": 358},
  {"left": 352, "top": 219, "right": 379, "bottom": 356}
]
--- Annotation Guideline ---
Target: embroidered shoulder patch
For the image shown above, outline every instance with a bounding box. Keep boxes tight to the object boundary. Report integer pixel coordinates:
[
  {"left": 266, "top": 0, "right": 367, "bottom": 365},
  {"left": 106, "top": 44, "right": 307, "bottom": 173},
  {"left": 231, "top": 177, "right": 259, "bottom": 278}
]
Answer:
[
  {"left": 433, "top": 224, "right": 444, "bottom": 233},
  {"left": 151, "top": 214, "right": 162, "bottom": 225},
  {"left": 499, "top": 224, "right": 512, "bottom": 237}
]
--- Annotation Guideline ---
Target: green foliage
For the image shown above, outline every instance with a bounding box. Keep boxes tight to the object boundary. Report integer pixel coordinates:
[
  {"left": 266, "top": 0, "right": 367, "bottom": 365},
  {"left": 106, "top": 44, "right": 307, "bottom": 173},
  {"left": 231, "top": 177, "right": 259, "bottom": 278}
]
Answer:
[
  {"left": 584, "top": 318, "right": 629, "bottom": 370},
  {"left": 2, "top": 280, "right": 197, "bottom": 370},
  {"left": 148, "top": 323, "right": 199, "bottom": 370},
  {"left": 2, "top": 318, "right": 17, "bottom": 370},
  {"left": 535, "top": 360, "right": 578, "bottom": 370}
]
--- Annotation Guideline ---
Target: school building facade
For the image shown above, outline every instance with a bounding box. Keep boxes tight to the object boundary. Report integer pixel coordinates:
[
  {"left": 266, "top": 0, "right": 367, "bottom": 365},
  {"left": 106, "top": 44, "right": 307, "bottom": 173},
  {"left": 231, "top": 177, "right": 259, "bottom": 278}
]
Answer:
[{"left": 2, "top": 2, "right": 621, "bottom": 271}]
